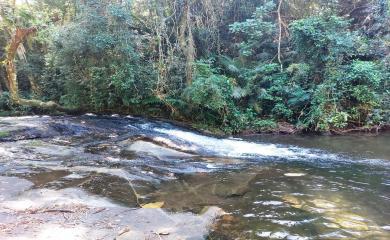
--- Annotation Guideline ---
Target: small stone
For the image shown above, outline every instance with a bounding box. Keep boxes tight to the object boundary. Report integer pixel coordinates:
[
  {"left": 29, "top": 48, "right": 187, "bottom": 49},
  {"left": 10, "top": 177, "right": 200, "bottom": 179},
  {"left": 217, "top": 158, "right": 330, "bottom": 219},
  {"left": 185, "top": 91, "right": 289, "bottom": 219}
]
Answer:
[
  {"left": 117, "top": 227, "right": 130, "bottom": 236},
  {"left": 222, "top": 215, "right": 234, "bottom": 222},
  {"left": 282, "top": 195, "right": 301, "bottom": 205},
  {"left": 327, "top": 217, "right": 369, "bottom": 231},
  {"left": 310, "top": 199, "right": 337, "bottom": 209}
]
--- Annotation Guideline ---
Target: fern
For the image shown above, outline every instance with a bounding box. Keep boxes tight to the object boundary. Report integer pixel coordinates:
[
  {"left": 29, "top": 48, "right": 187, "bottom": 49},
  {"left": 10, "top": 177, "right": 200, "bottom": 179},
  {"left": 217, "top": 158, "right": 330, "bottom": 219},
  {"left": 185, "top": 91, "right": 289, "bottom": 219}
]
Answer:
[
  {"left": 141, "top": 96, "right": 164, "bottom": 106},
  {"left": 232, "top": 87, "right": 248, "bottom": 99}
]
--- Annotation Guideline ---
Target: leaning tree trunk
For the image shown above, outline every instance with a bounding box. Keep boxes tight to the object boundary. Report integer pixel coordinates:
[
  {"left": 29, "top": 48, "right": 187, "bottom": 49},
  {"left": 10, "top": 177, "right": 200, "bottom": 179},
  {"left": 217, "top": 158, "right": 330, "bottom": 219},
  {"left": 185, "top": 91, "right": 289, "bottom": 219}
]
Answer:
[
  {"left": 5, "top": 27, "right": 37, "bottom": 103},
  {"left": 5, "top": 27, "right": 80, "bottom": 113}
]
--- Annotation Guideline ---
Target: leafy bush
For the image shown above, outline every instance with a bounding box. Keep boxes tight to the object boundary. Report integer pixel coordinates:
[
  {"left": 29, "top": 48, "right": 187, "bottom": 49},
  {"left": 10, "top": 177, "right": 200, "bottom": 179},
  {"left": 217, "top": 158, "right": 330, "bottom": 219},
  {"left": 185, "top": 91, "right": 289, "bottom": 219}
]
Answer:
[
  {"left": 290, "top": 16, "right": 359, "bottom": 65},
  {"left": 252, "top": 119, "right": 277, "bottom": 132},
  {"left": 229, "top": 1, "right": 276, "bottom": 59},
  {"left": 184, "top": 61, "right": 235, "bottom": 125},
  {"left": 44, "top": 0, "right": 156, "bottom": 111},
  {"left": 0, "top": 92, "right": 11, "bottom": 110}
]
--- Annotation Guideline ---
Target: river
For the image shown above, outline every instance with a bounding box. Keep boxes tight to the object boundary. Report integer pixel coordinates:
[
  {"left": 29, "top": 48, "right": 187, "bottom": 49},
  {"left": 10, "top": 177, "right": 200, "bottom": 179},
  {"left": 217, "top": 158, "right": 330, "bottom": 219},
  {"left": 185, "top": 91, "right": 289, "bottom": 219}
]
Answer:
[{"left": 0, "top": 115, "right": 389, "bottom": 239}]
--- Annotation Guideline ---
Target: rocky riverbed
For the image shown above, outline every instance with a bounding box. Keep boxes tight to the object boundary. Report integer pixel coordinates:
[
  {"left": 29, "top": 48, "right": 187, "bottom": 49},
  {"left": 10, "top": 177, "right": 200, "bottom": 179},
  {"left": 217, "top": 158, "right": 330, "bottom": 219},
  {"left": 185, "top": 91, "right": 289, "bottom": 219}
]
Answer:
[{"left": 0, "top": 115, "right": 389, "bottom": 239}]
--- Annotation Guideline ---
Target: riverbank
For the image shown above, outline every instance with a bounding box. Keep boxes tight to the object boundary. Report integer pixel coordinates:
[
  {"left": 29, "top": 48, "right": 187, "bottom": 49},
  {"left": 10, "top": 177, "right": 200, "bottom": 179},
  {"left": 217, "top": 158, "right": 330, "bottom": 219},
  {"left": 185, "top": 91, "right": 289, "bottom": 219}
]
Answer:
[
  {"left": 146, "top": 116, "right": 390, "bottom": 137},
  {"left": 1, "top": 110, "right": 389, "bottom": 137}
]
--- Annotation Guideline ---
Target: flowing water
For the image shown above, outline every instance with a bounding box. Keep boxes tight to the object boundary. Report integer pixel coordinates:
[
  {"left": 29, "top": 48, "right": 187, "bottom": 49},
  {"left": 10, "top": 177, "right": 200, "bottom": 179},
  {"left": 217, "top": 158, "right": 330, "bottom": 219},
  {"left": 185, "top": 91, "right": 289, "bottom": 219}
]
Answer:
[{"left": 0, "top": 115, "right": 389, "bottom": 239}]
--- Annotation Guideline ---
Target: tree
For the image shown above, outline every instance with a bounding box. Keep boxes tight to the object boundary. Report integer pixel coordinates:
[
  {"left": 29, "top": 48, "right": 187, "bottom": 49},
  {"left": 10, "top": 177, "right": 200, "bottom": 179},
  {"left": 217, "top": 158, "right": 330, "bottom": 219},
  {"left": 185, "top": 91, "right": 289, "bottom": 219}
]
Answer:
[{"left": 0, "top": 0, "right": 74, "bottom": 111}]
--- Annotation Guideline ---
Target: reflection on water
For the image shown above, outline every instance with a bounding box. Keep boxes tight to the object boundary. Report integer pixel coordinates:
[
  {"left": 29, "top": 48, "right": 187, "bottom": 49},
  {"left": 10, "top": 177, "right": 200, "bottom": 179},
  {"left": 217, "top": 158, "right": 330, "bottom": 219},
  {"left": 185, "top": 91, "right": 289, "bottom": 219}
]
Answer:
[
  {"left": 146, "top": 162, "right": 390, "bottom": 239},
  {"left": 0, "top": 116, "right": 389, "bottom": 239}
]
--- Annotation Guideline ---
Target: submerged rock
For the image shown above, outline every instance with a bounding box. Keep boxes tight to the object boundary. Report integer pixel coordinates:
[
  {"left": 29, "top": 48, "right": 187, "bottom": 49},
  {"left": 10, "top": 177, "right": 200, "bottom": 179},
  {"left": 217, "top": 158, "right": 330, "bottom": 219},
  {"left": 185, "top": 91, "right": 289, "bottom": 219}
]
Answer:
[
  {"left": 125, "top": 140, "right": 194, "bottom": 159},
  {"left": 148, "top": 171, "right": 258, "bottom": 212},
  {"left": 282, "top": 195, "right": 302, "bottom": 206},
  {"left": 324, "top": 212, "right": 369, "bottom": 231},
  {"left": 310, "top": 199, "right": 337, "bottom": 209},
  {"left": 326, "top": 217, "right": 369, "bottom": 231},
  {"left": 280, "top": 194, "right": 387, "bottom": 236}
]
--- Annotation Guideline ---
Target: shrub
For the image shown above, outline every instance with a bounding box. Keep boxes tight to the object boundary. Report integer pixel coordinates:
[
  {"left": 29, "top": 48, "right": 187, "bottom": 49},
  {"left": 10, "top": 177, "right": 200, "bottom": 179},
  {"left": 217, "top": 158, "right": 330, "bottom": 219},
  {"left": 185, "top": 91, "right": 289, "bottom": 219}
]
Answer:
[{"left": 0, "top": 92, "right": 11, "bottom": 110}]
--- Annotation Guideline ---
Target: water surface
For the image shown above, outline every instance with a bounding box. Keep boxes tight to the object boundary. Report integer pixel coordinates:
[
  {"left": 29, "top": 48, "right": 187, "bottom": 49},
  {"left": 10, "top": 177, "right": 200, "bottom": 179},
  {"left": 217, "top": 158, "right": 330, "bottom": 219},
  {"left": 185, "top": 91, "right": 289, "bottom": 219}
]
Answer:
[{"left": 0, "top": 115, "right": 389, "bottom": 239}]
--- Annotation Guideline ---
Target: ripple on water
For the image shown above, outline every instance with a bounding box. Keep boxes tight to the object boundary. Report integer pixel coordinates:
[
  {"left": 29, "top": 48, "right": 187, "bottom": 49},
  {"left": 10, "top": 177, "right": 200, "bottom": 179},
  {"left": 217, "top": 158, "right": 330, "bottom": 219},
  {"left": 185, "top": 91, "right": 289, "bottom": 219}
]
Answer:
[
  {"left": 243, "top": 213, "right": 256, "bottom": 218},
  {"left": 270, "top": 219, "right": 316, "bottom": 227},
  {"left": 256, "top": 231, "right": 310, "bottom": 240},
  {"left": 254, "top": 201, "right": 284, "bottom": 206}
]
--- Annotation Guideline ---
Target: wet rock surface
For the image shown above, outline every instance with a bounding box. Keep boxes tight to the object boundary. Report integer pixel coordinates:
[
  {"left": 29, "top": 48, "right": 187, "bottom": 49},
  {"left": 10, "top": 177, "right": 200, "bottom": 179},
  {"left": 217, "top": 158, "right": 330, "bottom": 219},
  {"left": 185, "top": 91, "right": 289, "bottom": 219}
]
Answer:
[
  {"left": 0, "top": 115, "right": 390, "bottom": 239},
  {"left": 127, "top": 140, "right": 195, "bottom": 159},
  {"left": 0, "top": 178, "right": 224, "bottom": 240},
  {"left": 0, "top": 116, "right": 230, "bottom": 239}
]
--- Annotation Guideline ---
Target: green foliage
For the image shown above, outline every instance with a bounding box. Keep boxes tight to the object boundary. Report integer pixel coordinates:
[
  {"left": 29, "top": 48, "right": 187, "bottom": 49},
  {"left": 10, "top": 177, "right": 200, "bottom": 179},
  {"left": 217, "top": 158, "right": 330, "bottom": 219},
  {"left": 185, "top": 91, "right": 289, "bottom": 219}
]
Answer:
[
  {"left": 225, "top": 10, "right": 388, "bottom": 132},
  {"left": 229, "top": 1, "right": 276, "bottom": 58},
  {"left": 42, "top": 0, "right": 156, "bottom": 110},
  {"left": 184, "top": 61, "right": 235, "bottom": 124},
  {"left": 345, "top": 60, "right": 382, "bottom": 88},
  {"left": 182, "top": 60, "right": 282, "bottom": 133},
  {"left": 0, "top": 0, "right": 388, "bottom": 134},
  {"left": 0, "top": 92, "right": 11, "bottom": 110},
  {"left": 252, "top": 119, "right": 278, "bottom": 132},
  {"left": 302, "top": 59, "right": 385, "bottom": 130},
  {"left": 291, "top": 15, "right": 360, "bottom": 65},
  {"left": 0, "top": 92, "right": 32, "bottom": 114},
  {"left": 185, "top": 74, "right": 233, "bottom": 113}
]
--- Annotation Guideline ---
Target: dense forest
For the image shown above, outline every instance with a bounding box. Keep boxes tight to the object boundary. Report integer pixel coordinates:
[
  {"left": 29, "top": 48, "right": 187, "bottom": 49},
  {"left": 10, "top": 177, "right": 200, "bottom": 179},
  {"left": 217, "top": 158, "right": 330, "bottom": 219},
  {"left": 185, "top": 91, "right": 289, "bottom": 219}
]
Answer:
[{"left": 0, "top": 0, "right": 389, "bottom": 134}]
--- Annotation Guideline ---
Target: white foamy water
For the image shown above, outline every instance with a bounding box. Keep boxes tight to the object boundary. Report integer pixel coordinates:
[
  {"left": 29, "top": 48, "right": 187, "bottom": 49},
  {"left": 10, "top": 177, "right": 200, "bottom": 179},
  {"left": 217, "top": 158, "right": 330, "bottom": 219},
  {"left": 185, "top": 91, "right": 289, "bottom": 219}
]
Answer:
[
  {"left": 153, "top": 128, "right": 310, "bottom": 159},
  {"left": 149, "top": 127, "right": 390, "bottom": 168},
  {"left": 254, "top": 201, "right": 284, "bottom": 206}
]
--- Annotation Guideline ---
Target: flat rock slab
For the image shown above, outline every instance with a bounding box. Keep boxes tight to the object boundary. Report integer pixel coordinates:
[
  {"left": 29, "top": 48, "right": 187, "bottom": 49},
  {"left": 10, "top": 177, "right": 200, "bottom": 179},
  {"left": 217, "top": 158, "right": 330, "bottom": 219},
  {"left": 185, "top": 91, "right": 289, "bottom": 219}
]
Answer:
[
  {"left": 116, "top": 206, "right": 224, "bottom": 240},
  {"left": 0, "top": 116, "right": 87, "bottom": 141},
  {"left": 0, "top": 187, "right": 224, "bottom": 240},
  {"left": 0, "top": 176, "right": 34, "bottom": 201}
]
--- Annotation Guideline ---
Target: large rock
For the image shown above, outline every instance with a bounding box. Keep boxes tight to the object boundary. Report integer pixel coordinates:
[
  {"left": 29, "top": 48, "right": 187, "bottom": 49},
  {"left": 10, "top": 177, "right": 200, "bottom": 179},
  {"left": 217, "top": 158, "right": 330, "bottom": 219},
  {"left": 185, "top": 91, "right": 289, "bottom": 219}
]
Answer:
[
  {"left": 147, "top": 171, "right": 257, "bottom": 213},
  {"left": 0, "top": 187, "right": 224, "bottom": 240},
  {"left": 116, "top": 207, "right": 225, "bottom": 240},
  {"left": 0, "top": 116, "right": 91, "bottom": 142}
]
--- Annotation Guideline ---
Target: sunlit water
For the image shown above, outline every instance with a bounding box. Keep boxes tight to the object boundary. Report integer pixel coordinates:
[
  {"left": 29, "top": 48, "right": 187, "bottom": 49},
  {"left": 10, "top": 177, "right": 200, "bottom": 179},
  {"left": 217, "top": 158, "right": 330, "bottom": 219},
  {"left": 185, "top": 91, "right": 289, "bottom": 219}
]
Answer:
[
  {"left": 0, "top": 115, "right": 389, "bottom": 239},
  {"left": 143, "top": 126, "right": 390, "bottom": 239}
]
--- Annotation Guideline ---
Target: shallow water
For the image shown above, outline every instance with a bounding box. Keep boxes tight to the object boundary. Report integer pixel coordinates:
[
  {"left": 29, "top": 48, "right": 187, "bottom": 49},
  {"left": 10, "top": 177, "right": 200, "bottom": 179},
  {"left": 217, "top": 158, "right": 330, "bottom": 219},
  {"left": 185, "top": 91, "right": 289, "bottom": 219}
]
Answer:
[{"left": 0, "top": 115, "right": 389, "bottom": 239}]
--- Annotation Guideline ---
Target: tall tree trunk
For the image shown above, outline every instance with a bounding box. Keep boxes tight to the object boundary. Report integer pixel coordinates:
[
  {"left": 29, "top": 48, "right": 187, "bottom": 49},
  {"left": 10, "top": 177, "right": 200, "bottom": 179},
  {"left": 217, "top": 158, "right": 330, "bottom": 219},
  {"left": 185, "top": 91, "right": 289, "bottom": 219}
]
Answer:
[
  {"left": 179, "top": 0, "right": 195, "bottom": 85},
  {"left": 185, "top": 7, "right": 195, "bottom": 85},
  {"left": 277, "top": 0, "right": 283, "bottom": 72}
]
